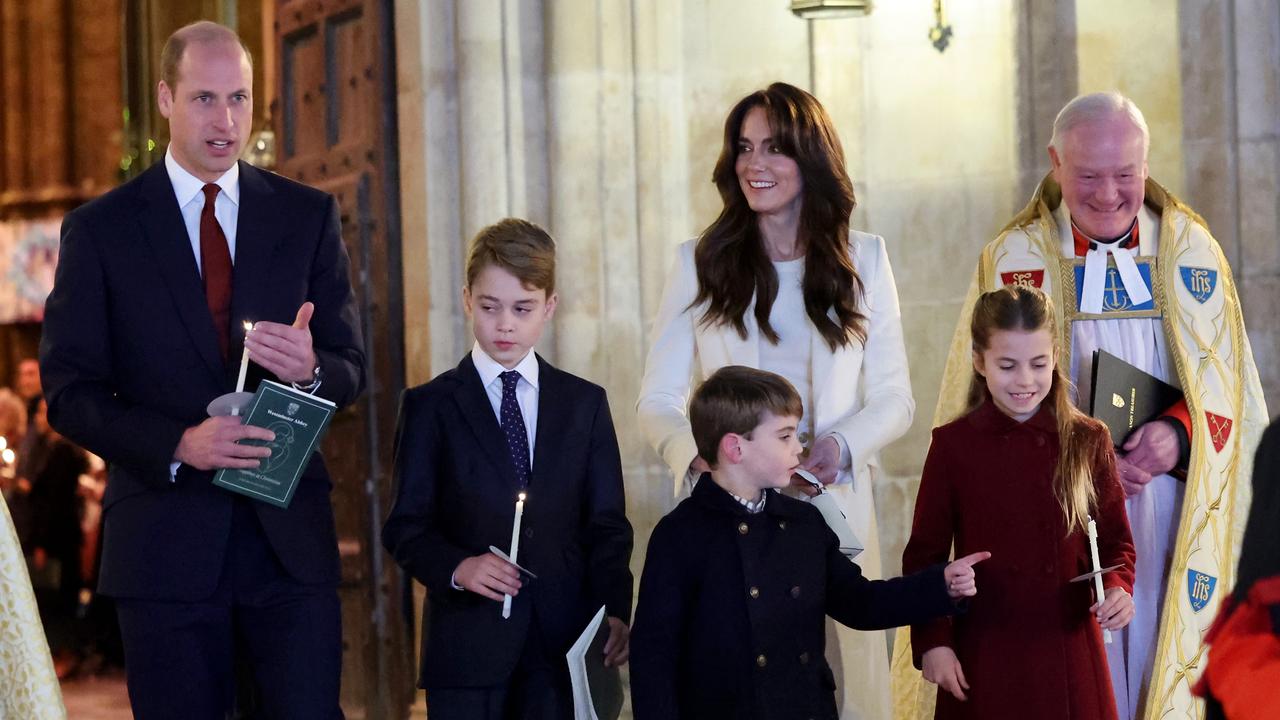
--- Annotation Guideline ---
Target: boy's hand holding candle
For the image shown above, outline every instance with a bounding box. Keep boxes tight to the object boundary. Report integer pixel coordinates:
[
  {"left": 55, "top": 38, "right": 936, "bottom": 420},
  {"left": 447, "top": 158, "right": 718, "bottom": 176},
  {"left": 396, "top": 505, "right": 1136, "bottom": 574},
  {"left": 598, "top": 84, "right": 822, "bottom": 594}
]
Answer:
[{"left": 454, "top": 552, "right": 522, "bottom": 602}]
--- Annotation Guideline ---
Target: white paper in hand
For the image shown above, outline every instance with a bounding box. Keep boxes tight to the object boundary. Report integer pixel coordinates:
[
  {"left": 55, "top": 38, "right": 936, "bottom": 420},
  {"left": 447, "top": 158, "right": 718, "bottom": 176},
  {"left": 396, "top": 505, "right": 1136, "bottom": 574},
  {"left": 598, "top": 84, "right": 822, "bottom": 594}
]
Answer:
[
  {"left": 566, "top": 605, "right": 618, "bottom": 720},
  {"left": 794, "top": 469, "right": 863, "bottom": 559}
]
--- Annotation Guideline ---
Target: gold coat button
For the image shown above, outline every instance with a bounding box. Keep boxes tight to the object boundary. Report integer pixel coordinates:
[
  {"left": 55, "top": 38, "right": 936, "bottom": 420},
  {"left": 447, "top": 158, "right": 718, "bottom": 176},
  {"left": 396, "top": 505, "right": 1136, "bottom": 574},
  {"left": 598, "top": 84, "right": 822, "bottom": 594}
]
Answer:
[
  {"left": 791, "top": 586, "right": 802, "bottom": 599},
  {"left": 756, "top": 654, "right": 768, "bottom": 668},
  {"left": 799, "top": 651, "right": 810, "bottom": 664},
  {"left": 749, "top": 586, "right": 760, "bottom": 599},
  {"left": 738, "top": 522, "right": 749, "bottom": 535}
]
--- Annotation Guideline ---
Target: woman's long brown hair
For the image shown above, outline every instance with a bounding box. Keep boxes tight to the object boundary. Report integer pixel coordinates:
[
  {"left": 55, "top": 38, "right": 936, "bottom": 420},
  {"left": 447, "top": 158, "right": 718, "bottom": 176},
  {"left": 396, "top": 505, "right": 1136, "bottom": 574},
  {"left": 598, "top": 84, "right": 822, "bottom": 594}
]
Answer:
[
  {"left": 966, "top": 285, "right": 1104, "bottom": 535},
  {"left": 691, "top": 82, "right": 866, "bottom": 351}
]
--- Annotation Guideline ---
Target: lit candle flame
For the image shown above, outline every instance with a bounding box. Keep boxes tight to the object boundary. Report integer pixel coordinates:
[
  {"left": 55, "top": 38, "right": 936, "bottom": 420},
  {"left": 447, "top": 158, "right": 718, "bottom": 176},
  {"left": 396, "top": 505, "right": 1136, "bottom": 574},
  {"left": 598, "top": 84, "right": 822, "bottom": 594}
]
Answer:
[
  {"left": 243, "top": 320, "right": 254, "bottom": 333},
  {"left": 518, "top": 492, "right": 526, "bottom": 501},
  {"left": 1, "top": 448, "right": 14, "bottom": 464}
]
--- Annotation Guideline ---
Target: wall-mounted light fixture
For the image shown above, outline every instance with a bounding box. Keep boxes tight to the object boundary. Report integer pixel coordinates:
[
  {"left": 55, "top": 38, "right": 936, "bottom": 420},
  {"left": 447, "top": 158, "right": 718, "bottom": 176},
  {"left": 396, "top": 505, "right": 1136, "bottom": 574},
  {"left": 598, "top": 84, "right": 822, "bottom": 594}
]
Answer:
[
  {"left": 929, "top": 0, "right": 954, "bottom": 52},
  {"left": 790, "top": 0, "right": 873, "bottom": 20}
]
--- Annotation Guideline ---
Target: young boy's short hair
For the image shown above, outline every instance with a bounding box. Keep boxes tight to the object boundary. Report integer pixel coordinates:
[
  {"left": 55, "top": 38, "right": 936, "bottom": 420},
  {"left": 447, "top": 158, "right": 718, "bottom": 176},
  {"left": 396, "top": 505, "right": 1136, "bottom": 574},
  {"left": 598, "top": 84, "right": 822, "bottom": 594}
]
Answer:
[
  {"left": 465, "top": 218, "right": 557, "bottom": 293},
  {"left": 688, "top": 366, "right": 803, "bottom": 466}
]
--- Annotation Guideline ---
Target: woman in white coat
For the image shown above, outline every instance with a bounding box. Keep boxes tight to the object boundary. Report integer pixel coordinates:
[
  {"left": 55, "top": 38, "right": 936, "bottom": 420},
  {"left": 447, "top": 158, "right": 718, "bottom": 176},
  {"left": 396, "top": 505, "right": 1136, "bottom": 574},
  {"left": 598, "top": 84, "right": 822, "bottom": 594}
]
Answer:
[{"left": 637, "top": 82, "right": 914, "bottom": 720}]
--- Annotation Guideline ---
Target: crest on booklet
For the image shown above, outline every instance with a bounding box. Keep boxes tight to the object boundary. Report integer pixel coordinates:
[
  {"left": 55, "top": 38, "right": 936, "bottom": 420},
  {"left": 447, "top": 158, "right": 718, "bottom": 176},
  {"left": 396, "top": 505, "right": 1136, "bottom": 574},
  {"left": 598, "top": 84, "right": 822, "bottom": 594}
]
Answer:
[
  {"left": 1179, "top": 266, "right": 1218, "bottom": 304},
  {"left": 1187, "top": 569, "right": 1217, "bottom": 613}
]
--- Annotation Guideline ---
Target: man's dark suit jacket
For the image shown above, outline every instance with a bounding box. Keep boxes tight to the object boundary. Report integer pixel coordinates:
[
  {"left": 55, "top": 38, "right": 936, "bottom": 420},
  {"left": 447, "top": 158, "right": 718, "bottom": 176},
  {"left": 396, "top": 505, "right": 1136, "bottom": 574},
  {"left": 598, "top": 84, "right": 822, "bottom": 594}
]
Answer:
[
  {"left": 381, "top": 353, "right": 634, "bottom": 689},
  {"left": 40, "top": 160, "right": 365, "bottom": 601},
  {"left": 629, "top": 478, "right": 955, "bottom": 720}
]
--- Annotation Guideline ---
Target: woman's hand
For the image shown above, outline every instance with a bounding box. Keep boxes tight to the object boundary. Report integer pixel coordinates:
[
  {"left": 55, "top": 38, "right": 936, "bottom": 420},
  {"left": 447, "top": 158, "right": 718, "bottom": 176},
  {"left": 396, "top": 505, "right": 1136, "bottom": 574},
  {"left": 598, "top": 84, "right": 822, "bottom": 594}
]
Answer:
[
  {"left": 922, "top": 646, "right": 970, "bottom": 701},
  {"left": 799, "top": 435, "right": 841, "bottom": 486}
]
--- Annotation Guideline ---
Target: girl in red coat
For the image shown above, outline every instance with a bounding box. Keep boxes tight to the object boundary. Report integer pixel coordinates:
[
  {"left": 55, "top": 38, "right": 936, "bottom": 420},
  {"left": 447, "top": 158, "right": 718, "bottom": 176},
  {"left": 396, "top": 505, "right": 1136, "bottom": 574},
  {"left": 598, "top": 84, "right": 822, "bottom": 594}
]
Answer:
[{"left": 903, "top": 285, "right": 1137, "bottom": 720}]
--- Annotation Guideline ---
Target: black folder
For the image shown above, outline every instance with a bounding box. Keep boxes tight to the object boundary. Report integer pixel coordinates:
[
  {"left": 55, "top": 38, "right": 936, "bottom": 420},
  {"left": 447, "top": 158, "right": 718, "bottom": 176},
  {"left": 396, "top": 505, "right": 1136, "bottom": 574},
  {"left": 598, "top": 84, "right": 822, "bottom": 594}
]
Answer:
[{"left": 1089, "top": 350, "right": 1183, "bottom": 447}]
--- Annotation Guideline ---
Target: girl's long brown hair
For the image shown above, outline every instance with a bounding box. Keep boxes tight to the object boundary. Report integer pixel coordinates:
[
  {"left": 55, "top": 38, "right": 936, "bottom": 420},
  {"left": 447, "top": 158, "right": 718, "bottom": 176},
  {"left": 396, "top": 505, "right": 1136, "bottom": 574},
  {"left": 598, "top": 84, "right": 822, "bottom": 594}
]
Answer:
[
  {"left": 691, "top": 82, "right": 866, "bottom": 351},
  {"left": 966, "top": 285, "right": 1104, "bottom": 535}
]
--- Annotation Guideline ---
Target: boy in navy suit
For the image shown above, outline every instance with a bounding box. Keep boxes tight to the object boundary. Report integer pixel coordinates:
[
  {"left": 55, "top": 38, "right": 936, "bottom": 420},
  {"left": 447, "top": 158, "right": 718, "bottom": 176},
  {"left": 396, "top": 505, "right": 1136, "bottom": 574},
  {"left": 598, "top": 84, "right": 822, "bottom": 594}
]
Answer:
[
  {"left": 382, "top": 218, "right": 633, "bottom": 720},
  {"left": 629, "top": 366, "right": 989, "bottom": 720}
]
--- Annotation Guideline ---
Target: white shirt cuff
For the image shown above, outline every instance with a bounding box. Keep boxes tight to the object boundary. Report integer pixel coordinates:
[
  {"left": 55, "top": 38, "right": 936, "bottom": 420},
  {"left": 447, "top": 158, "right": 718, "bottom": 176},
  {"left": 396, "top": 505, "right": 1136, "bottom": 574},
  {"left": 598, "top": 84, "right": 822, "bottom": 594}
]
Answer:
[{"left": 168, "top": 461, "right": 181, "bottom": 483}]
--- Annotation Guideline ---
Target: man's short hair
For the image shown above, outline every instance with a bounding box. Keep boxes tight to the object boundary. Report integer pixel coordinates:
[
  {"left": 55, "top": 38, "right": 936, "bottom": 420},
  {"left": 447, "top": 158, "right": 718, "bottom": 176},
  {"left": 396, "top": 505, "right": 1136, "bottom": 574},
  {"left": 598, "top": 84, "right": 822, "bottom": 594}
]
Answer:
[
  {"left": 160, "top": 21, "right": 253, "bottom": 91},
  {"left": 465, "top": 218, "right": 557, "bottom": 294},
  {"left": 1048, "top": 91, "right": 1150, "bottom": 158},
  {"left": 689, "top": 366, "right": 803, "bottom": 466}
]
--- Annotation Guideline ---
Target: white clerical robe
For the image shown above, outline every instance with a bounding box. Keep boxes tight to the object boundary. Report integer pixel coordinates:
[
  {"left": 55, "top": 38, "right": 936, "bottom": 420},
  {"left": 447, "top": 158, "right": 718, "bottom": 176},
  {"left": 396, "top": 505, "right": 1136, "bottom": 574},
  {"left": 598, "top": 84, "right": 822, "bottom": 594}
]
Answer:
[{"left": 1059, "top": 202, "right": 1184, "bottom": 720}]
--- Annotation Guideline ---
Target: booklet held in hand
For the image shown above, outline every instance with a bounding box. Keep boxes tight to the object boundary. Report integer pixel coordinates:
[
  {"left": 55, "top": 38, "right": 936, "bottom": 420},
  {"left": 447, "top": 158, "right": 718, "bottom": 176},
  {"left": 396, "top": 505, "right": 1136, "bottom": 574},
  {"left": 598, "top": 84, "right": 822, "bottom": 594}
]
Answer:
[{"left": 212, "top": 380, "right": 336, "bottom": 508}]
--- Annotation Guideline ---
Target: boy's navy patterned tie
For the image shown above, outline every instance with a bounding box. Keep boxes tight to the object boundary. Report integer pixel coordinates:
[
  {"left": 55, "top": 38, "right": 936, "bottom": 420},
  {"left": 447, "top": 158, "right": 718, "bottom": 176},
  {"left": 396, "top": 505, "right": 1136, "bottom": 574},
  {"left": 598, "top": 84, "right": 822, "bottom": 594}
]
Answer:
[{"left": 499, "top": 370, "right": 532, "bottom": 488}]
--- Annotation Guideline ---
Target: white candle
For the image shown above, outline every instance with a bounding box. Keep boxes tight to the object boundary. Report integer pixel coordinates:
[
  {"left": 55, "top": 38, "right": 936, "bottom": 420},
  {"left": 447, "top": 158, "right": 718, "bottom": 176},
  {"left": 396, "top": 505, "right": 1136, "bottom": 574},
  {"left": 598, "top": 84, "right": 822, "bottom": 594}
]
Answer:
[
  {"left": 1087, "top": 516, "right": 1112, "bottom": 644},
  {"left": 502, "top": 492, "right": 526, "bottom": 619},
  {"left": 233, "top": 321, "right": 254, "bottom": 416}
]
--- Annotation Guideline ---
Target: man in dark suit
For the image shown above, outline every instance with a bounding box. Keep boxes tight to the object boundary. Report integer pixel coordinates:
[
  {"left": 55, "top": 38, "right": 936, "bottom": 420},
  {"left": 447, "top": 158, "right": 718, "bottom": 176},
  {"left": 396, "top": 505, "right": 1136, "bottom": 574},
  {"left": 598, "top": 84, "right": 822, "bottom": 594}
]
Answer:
[
  {"left": 40, "top": 21, "right": 364, "bottom": 719},
  {"left": 382, "top": 219, "right": 633, "bottom": 719}
]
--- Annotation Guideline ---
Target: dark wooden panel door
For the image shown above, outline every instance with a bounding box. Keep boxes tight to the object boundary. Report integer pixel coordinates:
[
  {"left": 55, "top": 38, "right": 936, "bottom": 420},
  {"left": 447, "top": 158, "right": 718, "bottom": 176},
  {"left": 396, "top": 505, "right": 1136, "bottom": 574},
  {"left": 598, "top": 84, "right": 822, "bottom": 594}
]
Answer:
[{"left": 273, "top": 1, "right": 410, "bottom": 717}]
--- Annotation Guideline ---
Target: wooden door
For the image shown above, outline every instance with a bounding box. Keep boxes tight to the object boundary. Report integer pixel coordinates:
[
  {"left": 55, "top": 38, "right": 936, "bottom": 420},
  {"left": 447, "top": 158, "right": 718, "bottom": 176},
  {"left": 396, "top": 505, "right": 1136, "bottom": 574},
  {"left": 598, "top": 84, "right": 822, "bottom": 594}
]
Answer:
[{"left": 273, "top": 1, "right": 411, "bottom": 717}]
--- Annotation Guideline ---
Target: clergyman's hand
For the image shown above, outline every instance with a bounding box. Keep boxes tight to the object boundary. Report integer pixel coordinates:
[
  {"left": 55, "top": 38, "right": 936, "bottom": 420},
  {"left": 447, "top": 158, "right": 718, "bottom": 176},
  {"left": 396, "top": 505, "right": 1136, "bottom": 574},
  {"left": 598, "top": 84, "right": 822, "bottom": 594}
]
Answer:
[{"left": 1121, "top": 420, "right": 1178, "bottom": 476}]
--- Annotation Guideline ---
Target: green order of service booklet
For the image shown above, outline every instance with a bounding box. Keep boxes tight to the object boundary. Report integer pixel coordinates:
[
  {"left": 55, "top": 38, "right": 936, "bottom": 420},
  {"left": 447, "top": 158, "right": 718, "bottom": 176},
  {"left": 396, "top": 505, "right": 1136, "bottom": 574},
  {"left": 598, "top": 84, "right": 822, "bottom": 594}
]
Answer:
[{"left": 212, "top": 380, "right": 336, "bottom": 508}]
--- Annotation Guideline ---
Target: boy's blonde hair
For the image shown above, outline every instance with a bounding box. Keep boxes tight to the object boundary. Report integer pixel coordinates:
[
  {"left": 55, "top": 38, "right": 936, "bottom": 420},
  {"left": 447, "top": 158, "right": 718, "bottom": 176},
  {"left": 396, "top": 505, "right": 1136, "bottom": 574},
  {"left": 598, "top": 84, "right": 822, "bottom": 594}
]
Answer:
[
  {"left": 689, "top": 366, "right": 803, "bottom": 467},
  {"left": 465, "top": 218, "right": 556, "bottom": 294}
]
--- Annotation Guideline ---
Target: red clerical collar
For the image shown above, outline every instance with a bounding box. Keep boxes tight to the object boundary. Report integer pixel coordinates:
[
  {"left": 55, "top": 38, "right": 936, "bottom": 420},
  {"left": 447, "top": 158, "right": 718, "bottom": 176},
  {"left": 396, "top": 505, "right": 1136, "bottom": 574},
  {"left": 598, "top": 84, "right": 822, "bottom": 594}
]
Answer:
[{"left": 1072, "top": 219, "right": 1139, "bottom": 257}]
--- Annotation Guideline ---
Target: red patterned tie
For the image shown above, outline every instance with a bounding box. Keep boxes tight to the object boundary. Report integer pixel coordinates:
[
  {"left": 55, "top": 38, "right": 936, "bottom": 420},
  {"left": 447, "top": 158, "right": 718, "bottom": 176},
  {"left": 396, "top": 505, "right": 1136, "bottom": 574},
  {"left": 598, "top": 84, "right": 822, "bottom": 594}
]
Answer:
[{"left": 200, "top": 183, "right": 233, "bottom": 359}]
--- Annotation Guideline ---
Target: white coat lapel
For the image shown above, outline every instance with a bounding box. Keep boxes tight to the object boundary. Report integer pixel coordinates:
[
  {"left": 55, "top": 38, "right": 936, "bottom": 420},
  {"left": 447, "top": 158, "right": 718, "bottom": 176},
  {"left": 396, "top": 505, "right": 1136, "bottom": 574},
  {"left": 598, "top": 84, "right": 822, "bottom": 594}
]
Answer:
[
  {"left": 719, "top": 298, "right": 760, "bottom": 368},
  {"left": 810, "top": 311, "right": 862, "bottom": 434}
]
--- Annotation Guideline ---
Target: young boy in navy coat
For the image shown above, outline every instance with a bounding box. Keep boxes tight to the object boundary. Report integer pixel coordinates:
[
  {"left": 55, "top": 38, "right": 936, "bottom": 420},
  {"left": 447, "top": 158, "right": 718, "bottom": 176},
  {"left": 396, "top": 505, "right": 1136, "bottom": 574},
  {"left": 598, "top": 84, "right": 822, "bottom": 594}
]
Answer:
[
  {"left": 630, "top": 366, "right": 989, "bottom": 720},
  {"left": 382, "top": 219, "right": 633, "bottom": 719}
]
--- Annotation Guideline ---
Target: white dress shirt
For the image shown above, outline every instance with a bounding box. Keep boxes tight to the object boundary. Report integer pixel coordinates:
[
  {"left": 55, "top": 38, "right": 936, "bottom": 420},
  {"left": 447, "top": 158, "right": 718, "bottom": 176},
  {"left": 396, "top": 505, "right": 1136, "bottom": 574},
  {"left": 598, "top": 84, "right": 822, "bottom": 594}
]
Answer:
[
  {"left": 470, "top": 343, "right": 539, "bottom": 467},
  {"left": 165, "top": 148, "right": 241, "bottom": 272}
]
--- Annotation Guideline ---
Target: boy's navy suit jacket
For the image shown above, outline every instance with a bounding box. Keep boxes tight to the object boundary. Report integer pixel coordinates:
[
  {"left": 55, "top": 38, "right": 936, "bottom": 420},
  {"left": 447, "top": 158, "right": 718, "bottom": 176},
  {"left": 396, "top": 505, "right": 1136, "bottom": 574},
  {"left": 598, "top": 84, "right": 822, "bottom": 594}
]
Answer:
[{"left": 382, "top": 353, "right": 634, "bottom": 689}]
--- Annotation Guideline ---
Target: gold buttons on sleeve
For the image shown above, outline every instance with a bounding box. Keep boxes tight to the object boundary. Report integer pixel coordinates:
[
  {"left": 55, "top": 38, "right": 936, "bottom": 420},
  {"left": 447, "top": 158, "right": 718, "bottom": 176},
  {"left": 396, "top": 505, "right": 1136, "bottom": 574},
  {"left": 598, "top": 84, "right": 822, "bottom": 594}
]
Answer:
[
  {"left": 756, "top": 654, "right": 768, "bottom": 668},
  {"left": 749, "top": 586, "right": 760, "bottom": 599}
]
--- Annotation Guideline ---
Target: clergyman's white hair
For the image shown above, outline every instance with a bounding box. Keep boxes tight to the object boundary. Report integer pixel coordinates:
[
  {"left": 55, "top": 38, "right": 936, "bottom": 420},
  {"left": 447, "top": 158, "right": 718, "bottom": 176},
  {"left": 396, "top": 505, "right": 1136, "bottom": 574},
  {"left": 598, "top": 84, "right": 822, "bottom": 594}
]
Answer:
[{"left": 1048, "top": 91, "right": 1150, "bottom": 158}]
